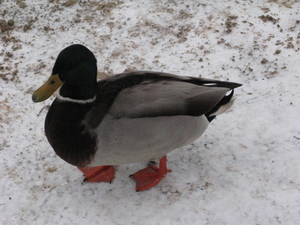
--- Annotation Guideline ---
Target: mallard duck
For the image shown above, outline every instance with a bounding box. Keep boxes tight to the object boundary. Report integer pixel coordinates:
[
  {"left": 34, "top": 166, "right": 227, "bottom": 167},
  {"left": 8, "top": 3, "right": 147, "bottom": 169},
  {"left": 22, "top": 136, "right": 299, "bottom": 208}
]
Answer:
[{"left": 32, "top": 44, "right": 242, "bottom": 191}]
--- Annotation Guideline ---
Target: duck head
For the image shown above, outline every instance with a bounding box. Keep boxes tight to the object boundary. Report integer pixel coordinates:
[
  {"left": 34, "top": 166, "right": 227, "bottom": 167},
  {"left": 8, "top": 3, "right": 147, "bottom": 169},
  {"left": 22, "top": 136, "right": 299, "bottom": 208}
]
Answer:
[{"left": 32, "top": 44, "right": 97, "bottom": 102}]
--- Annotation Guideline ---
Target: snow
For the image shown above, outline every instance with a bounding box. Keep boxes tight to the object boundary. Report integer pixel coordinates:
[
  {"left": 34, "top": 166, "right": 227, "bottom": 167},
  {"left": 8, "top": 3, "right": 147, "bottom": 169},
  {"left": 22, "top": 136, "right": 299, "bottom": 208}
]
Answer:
[{"left": 1, "top": 0, "right": 300, "bottom": 224}]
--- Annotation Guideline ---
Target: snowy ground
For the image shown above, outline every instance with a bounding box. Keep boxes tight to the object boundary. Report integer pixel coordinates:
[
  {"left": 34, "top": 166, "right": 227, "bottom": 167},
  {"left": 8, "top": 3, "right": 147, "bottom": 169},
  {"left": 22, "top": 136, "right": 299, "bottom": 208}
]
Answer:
[{"left": 1, "top": 0, "right": 300, "bottom": 224}]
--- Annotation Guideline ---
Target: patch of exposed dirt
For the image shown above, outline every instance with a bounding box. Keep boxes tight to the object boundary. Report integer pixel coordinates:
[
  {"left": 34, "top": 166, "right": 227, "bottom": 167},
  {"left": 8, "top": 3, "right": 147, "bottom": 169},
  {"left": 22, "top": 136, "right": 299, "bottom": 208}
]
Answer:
[
  {"left": 225, "top": 15, "right": 238, "bottom": 33},
  {"left": 258, "top": 15, "right": 279, "bottom": 24}
]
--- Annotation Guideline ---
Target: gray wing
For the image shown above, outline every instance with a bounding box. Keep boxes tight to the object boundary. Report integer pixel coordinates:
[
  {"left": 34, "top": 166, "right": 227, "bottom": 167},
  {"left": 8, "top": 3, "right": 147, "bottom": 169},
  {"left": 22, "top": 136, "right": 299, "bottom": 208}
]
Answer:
[{"left": 108, "top": 79, "right": 231, "bottom": 118}]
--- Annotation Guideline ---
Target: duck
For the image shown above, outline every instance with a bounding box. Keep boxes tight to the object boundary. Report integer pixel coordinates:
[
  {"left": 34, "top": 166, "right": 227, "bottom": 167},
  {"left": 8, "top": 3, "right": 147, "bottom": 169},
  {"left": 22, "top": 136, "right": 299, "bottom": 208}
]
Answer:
[{"left": 32, "top": 44, "right": 242, "bottom": 191}]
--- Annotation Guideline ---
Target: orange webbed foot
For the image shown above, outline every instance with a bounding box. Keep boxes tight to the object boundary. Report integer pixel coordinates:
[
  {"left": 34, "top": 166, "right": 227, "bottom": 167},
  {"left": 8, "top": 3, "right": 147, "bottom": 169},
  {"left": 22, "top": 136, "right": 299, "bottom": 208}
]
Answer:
[
  {"left": 130, "top": 156, "right": 172, "bottom": 191},
  {"left": 78, "top": 165, "right": 115, "bottom": 183}
]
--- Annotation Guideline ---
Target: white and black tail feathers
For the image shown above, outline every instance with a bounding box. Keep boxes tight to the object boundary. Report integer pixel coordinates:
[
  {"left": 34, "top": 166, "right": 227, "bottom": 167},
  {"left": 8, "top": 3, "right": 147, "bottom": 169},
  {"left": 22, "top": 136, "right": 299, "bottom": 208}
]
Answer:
[{"left": 205, "top": 89, "right": 236, "bottom": 122}]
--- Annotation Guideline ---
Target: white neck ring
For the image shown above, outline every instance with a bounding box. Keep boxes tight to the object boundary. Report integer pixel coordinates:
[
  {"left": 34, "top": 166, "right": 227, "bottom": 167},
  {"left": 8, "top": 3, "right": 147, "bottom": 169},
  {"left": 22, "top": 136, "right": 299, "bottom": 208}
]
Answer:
[{"left": 57, "top": 93, "right": 96, "bottom": 104}]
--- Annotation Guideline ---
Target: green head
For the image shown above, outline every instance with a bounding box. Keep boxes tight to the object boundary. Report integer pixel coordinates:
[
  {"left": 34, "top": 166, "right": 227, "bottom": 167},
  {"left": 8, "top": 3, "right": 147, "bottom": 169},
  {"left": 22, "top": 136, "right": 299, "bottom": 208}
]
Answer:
[{"left": 32, "top": 44, "right": 97, "bottom": 102}]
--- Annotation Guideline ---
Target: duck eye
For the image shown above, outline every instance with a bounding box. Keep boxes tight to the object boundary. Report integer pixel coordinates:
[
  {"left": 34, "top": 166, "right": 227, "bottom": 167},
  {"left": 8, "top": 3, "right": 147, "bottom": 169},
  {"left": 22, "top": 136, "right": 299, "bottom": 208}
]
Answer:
[{"left": 50, "top": 80, "right": 55, "bottom": 84}]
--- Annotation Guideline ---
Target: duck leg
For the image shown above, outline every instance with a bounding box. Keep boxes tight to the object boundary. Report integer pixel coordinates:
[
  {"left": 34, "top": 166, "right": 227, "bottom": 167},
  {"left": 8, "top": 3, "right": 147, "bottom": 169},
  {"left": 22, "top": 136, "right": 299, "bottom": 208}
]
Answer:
[
  {"left": 78, "top": 166, "right": 115, "bottom": 183},
  {"left": 130, "top": 156, "right": 172, "bottom": 191}
]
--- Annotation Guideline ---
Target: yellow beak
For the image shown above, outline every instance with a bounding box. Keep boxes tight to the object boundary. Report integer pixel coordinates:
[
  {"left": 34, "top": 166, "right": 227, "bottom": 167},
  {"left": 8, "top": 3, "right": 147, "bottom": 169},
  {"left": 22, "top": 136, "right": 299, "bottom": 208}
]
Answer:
[{"left": 32, "top": 74, "right": 64, "bottom": 102}]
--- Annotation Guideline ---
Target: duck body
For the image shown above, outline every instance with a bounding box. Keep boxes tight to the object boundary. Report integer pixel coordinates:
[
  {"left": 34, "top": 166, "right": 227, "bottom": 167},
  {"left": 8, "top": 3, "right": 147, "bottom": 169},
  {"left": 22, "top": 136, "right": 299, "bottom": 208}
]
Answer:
[
  {"left": 33, "top": 44, "right": 242, "bottom": 191},
  {"left": 93, "top": 109, "right": 209, "bottom": 166}
]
